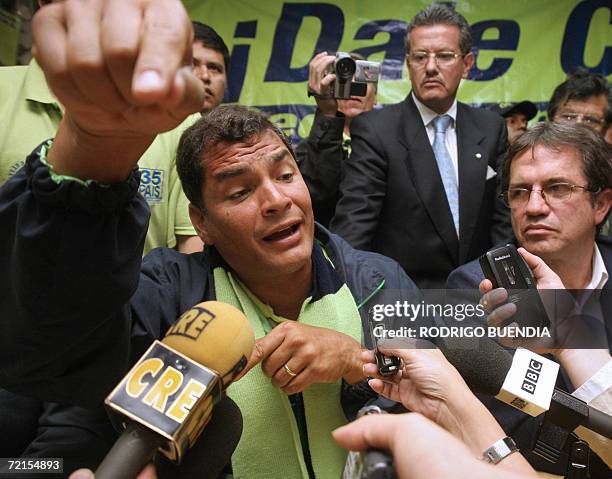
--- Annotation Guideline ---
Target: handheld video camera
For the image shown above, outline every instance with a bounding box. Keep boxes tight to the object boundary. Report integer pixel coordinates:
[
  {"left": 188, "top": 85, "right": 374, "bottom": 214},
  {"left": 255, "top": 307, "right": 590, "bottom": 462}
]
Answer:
[
  {"left": 326, "top": 52, "right": 381, "bottom": 100},
  {"left": 479, "top": 244, "right": 550, "bottom": 329}
]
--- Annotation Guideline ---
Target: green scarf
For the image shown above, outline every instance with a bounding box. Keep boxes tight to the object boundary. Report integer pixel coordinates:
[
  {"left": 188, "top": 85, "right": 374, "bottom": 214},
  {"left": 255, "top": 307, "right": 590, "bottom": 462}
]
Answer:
[{"left": 214, "top": 261, "right": 362, "bottom": 479}]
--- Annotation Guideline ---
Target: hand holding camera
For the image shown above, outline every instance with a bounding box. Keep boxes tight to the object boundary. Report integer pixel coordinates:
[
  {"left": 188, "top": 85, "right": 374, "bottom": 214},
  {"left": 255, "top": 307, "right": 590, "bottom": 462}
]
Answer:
[
  {"left": 307, "top": 52, "right": 339, "bottom": 116},
  {"left": 307, "top": 51, "right": 381, "bottom": 116}
]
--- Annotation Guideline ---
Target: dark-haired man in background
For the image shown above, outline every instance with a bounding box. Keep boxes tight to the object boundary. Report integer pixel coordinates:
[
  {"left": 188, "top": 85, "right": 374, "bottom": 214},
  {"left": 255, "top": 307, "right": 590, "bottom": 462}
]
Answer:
[
  {"left": 491, "top": 101, "right": 538, "bottom": 144},
  {"left": 330, "top": 4, "right": 512, "bottom": 289},
  {"left": 548, "top": 69, "right": 611, "bottom": 138}
]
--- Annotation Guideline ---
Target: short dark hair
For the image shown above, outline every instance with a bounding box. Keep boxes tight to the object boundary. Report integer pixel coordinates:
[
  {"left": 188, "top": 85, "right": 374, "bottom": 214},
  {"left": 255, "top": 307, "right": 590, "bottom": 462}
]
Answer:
[
  {"left": 176, "top": 105, "right": 295, "bottom": 210},
  {"left": 547, "top": 69, "right": 611, "bottom": 126},
  {"left": 405, "top": 4, "right": 472, "bottom": 55},
  {"left": 502, "top": 122, "right": 612, "bottom": 227},
  {"left": 191, "top": 21, "right": 230, "bottom": 71}
]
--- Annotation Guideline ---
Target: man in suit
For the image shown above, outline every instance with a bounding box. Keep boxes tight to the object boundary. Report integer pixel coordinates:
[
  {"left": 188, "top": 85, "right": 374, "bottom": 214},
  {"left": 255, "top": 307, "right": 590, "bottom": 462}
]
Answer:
[
  {"left": 447, "top": 121, "right": 612, "bottom": 477},
  {"left": 330, "top": 4, "right": 512, "bottom": 288}
]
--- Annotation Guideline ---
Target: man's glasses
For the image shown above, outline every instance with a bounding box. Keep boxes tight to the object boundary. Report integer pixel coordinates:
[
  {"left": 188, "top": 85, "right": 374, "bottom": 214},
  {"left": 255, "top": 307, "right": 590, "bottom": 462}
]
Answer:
[
  {"left": 556, "top": 112, "right": 605, "bottom": 127},
  {"left": 500, "top": 182, "right": 600, "bottom": 208},
  {"left": 408, "top": 51, "right": 463, "bottom": 68}
]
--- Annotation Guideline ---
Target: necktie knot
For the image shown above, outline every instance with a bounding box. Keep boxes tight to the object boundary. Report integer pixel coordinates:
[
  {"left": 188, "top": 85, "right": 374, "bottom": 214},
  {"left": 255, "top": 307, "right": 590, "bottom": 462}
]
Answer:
[{"left": 433, "top": 115, "right": 452, "bottom": 134}]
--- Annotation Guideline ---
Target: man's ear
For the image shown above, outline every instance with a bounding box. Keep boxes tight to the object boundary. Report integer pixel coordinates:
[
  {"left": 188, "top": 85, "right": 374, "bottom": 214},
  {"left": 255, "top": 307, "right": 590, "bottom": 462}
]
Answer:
[
  {"left": 189, "top": 204, "right": 213, "bottom": 245},
  {"left": 594, "top": 188, "right": 612, "bottom": 226},
  {"left": 462, "top": 52, "right": 475, "bottom": 79}
]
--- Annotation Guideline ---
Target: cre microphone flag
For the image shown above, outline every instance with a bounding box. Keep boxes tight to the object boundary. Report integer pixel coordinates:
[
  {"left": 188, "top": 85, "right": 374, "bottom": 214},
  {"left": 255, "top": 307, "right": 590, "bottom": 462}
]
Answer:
[{"left": 103, "top": 301, "right": 255, "bottom": 464}]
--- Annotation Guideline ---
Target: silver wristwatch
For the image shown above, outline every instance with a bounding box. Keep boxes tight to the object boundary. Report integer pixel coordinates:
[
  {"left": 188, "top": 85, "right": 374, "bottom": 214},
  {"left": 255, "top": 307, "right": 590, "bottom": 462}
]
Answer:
[{"left": 482, "top": 437, "right": 519, "bottom": 464}]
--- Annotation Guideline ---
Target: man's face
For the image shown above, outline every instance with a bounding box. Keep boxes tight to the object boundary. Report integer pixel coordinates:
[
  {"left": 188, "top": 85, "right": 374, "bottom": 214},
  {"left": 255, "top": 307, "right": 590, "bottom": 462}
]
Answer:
[
  {"left": 190, "top": 131, "right": 314, "bottom": 284},
  {"left": 509, "top": 145, "right": 611, "bottom": 263},
  {"left": 505, "top": 112, "right": 528, "bottom": 144},
  {"left": 406, "top": 24, "right": 474, "bottom": 114},
  {"left": 192, "top": 42, "right": 227, "bottom": 113},
  {"left": 337, "top": 82, "right": 377, "bottom": 119},
  {"left": 553, "top": 94, "right": 608, "bottom": 135}
]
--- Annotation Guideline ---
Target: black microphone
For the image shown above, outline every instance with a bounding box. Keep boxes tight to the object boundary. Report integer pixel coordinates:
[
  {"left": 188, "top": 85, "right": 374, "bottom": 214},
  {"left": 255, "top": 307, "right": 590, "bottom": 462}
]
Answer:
[
  {"left": 95, "top": 301, "right": 255, "bottom": 479},
  {"left": 342, "top": 405, "right": 397, "bottom": 479},
  {"left": 439, "top": 340, "right": 612, "bottom": 440},
  {"left": 155, "top": 394, "right": 242, "bottom": 479}
]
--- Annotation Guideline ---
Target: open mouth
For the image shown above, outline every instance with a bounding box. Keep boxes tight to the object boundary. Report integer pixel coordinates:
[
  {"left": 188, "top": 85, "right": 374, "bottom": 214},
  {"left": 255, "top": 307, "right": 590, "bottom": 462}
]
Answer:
[{"left": 263, "top": 223, "right": 299, "bottom": 242}]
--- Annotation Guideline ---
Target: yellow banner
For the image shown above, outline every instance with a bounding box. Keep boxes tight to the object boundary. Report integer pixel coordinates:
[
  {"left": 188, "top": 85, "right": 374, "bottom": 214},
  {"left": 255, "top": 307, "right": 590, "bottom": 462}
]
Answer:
[{"left": 185, "top": 0, "right": 612, "bottom": 139}]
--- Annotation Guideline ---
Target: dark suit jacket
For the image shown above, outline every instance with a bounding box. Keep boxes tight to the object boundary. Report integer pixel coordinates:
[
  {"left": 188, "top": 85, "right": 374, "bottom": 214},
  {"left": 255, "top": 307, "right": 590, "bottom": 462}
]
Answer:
[
  {"left": 330, "top": 94, "right": 513, "bottom": 288},
  {"left": 446, "top": 236, "right": 612, "bottom": 477}
]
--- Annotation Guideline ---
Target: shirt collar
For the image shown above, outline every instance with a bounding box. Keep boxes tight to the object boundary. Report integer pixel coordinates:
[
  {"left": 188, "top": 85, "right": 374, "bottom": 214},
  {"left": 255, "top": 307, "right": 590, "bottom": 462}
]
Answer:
[
  {"left": 24, "top": 59, "right": 60, "bottom": 107},
  {"left": 411, "top": 92, "right": 457, "bottom": 128},
  {"left": 585, "top": 243, "right": 609, "bottom": 291}
]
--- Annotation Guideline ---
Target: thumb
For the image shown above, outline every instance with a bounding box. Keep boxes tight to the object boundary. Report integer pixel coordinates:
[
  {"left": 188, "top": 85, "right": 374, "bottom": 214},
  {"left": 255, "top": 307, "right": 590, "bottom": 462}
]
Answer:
[
  {"left": 517, "top": 247, "right": 561, "bottom": 287},
  {"left": 333, "top": 414, "right": 399, "bottom": 451}
]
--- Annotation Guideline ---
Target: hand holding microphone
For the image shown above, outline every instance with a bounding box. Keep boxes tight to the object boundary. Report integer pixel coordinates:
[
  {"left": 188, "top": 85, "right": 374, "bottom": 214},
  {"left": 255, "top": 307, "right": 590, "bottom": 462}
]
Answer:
[{"left": 95, "top": 301, "right": 255, "bottom": 479}]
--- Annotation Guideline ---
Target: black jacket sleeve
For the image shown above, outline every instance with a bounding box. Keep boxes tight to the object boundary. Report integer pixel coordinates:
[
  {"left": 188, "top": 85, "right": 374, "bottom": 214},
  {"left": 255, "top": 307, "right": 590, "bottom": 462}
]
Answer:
[
  {"left": 295, "top": 109, "right": 347, "bottom": 227},
  {"left": 329, "top": 112, "right": 388, "bottom": 250},
  {"left": 0, "top": 144, "right": 148, "bottom": 406}
]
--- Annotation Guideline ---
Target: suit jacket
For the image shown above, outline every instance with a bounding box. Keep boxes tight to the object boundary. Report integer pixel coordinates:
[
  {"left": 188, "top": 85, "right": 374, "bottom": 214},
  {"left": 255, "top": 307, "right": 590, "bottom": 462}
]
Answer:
[
  {"left": 330, "top": 94, "right": 513, "bottom": 288},
  {"left": 446, "top": 236, "right": 612, "bottom": 477}
]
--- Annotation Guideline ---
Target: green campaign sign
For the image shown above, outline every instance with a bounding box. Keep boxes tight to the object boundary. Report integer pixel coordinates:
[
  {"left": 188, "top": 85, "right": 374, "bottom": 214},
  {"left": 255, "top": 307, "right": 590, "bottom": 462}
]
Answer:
[{"left": 185, "top": 0, "right": 612, "bottom": 139}]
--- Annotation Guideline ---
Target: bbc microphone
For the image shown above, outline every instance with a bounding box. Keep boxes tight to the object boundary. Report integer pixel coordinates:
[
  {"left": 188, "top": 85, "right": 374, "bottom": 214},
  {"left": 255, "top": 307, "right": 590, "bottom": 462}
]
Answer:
[
  {"left": 440, "top": 340, "right": 612, "bottom": 440},
  {"left": 95, "top": 301, "right": 255, "bottom": 479}
]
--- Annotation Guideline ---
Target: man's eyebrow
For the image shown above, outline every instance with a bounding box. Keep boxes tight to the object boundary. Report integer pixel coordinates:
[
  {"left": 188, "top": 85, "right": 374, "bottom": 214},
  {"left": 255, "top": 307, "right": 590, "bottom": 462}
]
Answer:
[
  {"left": 510, "top": 177, "right": 573, "bottom": 188},
  {"left": 213, "top": 149, "right": 291, "bottom": 182},
  {"left": 214, "top": 165, "right": 251, "bottom": 182},
  {"left": 269, "top": 149, "right": 291, "bottom": 164}
]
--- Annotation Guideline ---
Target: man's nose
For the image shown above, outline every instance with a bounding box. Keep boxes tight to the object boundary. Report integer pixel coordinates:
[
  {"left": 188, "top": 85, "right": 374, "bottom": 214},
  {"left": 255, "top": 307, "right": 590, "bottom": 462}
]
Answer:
[
  {"left": 261, "top": 182, "right": 292, "bottom": 215},
  {"left": 525, "top": 189, "right": 549, "bottom": 215}
]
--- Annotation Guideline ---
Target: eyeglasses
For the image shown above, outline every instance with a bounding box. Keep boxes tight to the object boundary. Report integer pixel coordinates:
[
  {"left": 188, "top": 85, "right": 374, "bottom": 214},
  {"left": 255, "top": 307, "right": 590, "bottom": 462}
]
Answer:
[
  {"left": 500, "top": 182, "right": 599, "bottom": 208},
  {"left": 556, "top": 112, "right": 605, "bottom": 127},
  {"left": 408, "top": 51, "right": 462, "bottom": 68}
]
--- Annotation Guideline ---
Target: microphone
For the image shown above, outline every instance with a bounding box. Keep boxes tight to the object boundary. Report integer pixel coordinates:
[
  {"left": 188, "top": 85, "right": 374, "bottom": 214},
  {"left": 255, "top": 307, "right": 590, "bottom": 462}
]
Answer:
[
  {"left": 342, "top": 405, "right": 397, "bottom": 479},
  {"left": 155, "top": 394, "right": 242, "bottom": 479},
  {"left": 439, "top": 340, "right": 612, "bottom": 440},
  {"left": 96, "top": 301, "right": 255, "bottom": 479}
]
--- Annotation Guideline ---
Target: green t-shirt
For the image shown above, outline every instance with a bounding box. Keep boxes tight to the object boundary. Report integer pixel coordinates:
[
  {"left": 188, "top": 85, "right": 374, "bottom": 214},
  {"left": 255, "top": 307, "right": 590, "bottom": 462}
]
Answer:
[{"left": 0, "top": 60, "right": 197, "bottom": 254}]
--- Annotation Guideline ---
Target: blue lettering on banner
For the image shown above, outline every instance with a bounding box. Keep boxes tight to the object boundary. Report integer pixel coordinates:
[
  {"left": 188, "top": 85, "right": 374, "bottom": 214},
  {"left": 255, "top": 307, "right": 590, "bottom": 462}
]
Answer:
[
  {"left": 139, "top": 168, "right": 164, "bottom": 204},
  {"left": 469, "top": 20, "right": 520, "bottom": 81},
  {"left": 265, "top": 2, "right": 344, "bottom": 82},
  {"left": 561, "top": 0, "right": 611, "bottom": 75}
]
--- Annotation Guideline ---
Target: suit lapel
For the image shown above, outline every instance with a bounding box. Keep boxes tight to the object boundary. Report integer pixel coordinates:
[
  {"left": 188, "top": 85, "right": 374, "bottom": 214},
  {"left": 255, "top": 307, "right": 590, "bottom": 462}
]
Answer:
[
  {"left": 456, "top": 104, "right": 487, "bottom": 263},
  {"left": 398, "top": 95, "right": 459, "bottom": 264}
]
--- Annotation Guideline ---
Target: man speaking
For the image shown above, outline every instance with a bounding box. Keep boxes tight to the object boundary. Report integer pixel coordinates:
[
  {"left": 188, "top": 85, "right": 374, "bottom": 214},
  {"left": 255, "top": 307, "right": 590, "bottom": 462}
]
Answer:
[{"left": 0, "top": 1, "right": 419, "bottom": 477}]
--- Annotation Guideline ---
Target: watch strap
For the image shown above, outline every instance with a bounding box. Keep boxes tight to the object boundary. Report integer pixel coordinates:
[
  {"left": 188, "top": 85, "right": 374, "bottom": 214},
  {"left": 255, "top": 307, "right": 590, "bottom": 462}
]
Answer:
[{"left": 482, "top": 436, "right": 519, "bottom": 464}]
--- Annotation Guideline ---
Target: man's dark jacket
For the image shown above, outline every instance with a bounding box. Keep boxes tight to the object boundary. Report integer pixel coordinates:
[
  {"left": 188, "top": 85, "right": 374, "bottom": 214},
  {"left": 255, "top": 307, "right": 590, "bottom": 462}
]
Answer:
[{"left": 330, "top": 94, "right": 513, "bottom": 288}]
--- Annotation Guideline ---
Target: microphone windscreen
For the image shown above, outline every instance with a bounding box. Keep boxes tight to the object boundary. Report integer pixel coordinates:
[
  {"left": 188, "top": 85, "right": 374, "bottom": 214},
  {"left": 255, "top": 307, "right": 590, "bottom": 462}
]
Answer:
[
  {"left": 162, "top": 301, "right": 255, "bottom": 387},
  {"left": 156, "top": 395, "right": 243, "bottom": 479},
  {"left": 439, "top": 338, "right": 513, "bottom": 395}
]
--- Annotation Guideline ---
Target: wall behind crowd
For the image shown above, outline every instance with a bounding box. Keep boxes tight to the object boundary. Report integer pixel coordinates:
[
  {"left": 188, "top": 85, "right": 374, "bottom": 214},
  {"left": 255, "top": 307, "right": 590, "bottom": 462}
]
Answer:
[{"left": 1, "top": 0, "right": 610, "bottom": 140}]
